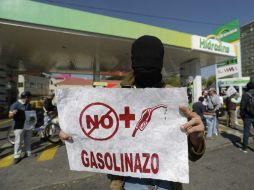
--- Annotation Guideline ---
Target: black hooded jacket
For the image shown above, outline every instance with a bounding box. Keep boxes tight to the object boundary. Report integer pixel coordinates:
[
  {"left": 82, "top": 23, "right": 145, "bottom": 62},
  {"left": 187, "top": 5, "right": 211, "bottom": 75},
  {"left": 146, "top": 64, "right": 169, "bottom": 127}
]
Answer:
[{"left": 240, "top": 89, "right": 254, "bottom": 119}]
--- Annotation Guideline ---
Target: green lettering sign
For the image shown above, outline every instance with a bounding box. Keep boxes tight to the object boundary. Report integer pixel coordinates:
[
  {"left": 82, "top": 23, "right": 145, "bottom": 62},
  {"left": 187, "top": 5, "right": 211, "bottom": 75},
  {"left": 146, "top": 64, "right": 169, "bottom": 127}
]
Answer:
[
  {"left": 217, "top": 57, "right": 238, "bottom": 68},
  {"left": 212, "top": 19, "right": 240, "bottom": 43}
]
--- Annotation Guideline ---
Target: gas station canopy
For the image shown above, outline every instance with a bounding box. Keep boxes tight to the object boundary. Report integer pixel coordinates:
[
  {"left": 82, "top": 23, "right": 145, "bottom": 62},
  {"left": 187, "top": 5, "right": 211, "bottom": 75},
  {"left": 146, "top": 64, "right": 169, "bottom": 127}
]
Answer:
[{"left": 0, "top": 0, "right": 236, "bottom": 76}]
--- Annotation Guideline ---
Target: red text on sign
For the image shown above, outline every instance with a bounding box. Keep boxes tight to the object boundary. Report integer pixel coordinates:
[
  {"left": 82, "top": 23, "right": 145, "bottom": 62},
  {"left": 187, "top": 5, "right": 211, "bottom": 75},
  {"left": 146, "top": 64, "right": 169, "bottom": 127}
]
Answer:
[{"left": 81, "top": 149, "right": 159, "bottom": 174}]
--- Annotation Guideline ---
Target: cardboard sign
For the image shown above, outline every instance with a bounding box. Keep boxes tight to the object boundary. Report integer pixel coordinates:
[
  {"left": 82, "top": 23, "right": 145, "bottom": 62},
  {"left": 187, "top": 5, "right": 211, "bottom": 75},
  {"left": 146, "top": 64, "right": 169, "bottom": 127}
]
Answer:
[
  {"left": 56, "top": 88, "right": 189, "bottom": 183},
  {"left": 24, "top": 110, "right": 37, "bottom": 130},
  {"left": 226, "top": 86, "right": 237, "bottom": 97}
]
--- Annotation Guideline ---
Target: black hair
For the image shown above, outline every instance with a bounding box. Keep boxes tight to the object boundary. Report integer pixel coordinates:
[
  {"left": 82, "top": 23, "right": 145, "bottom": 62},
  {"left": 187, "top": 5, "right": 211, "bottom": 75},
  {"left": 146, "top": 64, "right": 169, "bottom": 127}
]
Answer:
[
  {"left": 198, "top": 96, "right": 204, "bottom": 102},
  {"left": 247, "top": 81, "right": 254, "bottom": 91},
  {"left": 20, "top": 91, "right": 32, "bottom": 99}
]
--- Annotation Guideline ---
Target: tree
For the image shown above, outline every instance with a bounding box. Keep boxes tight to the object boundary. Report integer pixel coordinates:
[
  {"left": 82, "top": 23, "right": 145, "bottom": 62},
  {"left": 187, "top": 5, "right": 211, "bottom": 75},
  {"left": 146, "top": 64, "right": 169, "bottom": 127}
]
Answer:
[
  {"left": 164, "top": 74, "right": 181, "bottom": 87},
  {"left": 202, "top": 78, "right": 207, "bottom": 88},
  {"left": 206, "top": 75, "right": 216, "bottom": 88}
]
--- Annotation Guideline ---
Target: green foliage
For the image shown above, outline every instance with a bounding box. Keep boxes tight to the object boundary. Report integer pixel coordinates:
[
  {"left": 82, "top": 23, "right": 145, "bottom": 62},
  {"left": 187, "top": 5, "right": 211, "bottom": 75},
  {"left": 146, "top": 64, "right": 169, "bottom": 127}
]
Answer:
[
  {"left": 202, "top": 78, "right": 207, "bottom": 88},
  {"left": 207, "top": 75, "right": 216, "bottom": 88},
  {"left": 202, "top": 75, "right": 216, "bottom": 89},
  {"left": 164, "top": 75, "right": 181, "bottom": 87}
]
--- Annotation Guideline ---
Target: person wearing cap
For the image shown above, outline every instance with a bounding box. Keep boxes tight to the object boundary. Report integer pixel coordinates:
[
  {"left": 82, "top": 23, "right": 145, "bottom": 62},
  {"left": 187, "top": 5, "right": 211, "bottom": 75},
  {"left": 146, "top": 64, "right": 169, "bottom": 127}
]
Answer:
[
  {"left": 43, "top": 92, "right": 57, "bottom": 119},
  {"left": 9, "top": 91, "right": 33, "bottom": 164},
  {"left": 43, "top": 92, "right": 56, "bottom": 114},
  {"left": 60, "top": 35, "right": 205, "bottom": 190},
  {"left": 41, "top": 92, "right": 57, "bottom": 140}
]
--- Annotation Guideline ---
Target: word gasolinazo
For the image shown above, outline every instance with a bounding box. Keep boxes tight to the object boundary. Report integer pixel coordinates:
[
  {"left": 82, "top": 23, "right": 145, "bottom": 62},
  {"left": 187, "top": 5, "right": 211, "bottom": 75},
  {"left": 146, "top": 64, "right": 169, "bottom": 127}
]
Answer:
[{"left": 81, "top": 149, "right": 159, "bottom": 174}]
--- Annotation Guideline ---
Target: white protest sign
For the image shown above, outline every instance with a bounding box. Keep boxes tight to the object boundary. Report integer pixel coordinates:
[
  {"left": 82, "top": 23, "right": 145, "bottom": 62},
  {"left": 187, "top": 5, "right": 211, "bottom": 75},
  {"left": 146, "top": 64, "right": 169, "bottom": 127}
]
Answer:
[
  {"left": 226, "top": 86, "right": 237, "bottom": 97},
  {"left": 24, "top": 110, "right": 37, "bottom": 130},
  {"left": 56, "top": 88, "right": 189, "bottom": 183}
]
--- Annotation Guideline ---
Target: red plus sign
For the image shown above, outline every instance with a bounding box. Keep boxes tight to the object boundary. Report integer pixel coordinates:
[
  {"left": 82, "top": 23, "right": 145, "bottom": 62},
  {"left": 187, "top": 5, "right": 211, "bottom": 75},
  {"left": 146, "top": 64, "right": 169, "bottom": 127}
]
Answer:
[{"left": 119, "top": 106, "right": 135, "bottom": 128}]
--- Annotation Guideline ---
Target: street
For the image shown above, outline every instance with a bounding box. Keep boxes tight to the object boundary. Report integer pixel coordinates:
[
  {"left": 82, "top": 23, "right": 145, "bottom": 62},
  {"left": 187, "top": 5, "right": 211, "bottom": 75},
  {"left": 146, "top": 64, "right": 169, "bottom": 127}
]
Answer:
[
  {"left": 0, "top": 119, "right": 254, "bottom": 190},
  {"left": 33, "top": 143, "right": 254, "bottom": 190}
]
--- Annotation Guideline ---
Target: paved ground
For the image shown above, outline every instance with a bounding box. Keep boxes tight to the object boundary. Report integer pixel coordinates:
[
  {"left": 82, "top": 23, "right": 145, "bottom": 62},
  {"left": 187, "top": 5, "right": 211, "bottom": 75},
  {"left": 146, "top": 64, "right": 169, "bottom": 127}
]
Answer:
[
  {"left": 30, "top": 142, "right": 254, "bottom": 190},
  {"left": 0, "top": 117, "right": 253, "bottom": 190}
]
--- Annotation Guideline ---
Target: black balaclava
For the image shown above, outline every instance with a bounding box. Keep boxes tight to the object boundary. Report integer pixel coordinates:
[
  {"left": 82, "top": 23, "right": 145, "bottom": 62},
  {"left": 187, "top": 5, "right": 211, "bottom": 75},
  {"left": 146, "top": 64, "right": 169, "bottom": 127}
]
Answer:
[{"left": 131, "top": 35, "right": 164, "bottom": 88}]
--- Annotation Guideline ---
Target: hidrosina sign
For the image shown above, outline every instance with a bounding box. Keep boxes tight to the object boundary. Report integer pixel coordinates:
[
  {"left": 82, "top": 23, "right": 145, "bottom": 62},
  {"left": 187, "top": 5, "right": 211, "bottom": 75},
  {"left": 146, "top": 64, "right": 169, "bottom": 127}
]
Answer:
[
  {"left": 211, "top": 19, "right": 240, "bottom": 43},
  {"left": 212, "top": 20, "right": 241, "bottom": 79},
  {"left": 56, "top": 88, "right": 189, "bottom": 183},
  {"left": 192, "top": 35, "right": 235, "bottom": 56}
]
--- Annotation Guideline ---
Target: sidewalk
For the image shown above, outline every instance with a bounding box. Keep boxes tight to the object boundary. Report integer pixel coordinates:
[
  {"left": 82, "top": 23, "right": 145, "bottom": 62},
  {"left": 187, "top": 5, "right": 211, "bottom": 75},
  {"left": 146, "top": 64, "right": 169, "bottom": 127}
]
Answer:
[{"left": 206, "top": 117, "right": 252, "bottom": 151}]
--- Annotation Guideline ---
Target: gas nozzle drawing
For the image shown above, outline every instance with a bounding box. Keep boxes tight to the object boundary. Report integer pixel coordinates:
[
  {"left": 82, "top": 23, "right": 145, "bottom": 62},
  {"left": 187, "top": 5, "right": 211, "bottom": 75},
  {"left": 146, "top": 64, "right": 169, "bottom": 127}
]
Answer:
[{"left": 132, "top": 104, "right": 167, "bottom": 137}]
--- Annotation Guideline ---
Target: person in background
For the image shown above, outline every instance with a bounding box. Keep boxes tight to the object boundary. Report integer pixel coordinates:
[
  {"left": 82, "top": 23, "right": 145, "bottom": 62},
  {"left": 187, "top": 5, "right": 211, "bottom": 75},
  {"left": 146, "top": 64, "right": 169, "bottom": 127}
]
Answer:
[
  {"left": 240, "top": 81, "right": 254, "bottom": 153},
  {"left": 43, "top": 91, "right": 56, "bottom": 118},
  {"left": 225, "top": 91, "right": 241, "bottom": 129},
  {"left": 9, "top": 91, "right": 33, "bottom": 164},
  {"left": 192, "top": 96, "right": 207, "bottom": 127},
  {"left": 200, "top": 91, "right": 217, "bottom": 139},
  {"left": 234, "top": 94, "right": 241, "bottom": 126},
  {"left": 41, "top": 92, "right": 57, "bottom": 140},
  {"left": 202, "top": 90, "right": 209, "bottom": 110},
  {"left": 207, "top": 88, "right": 221, "bottom": 135},
  {"left": 59, "top": 35, "right": 205, "bottom": 190}
]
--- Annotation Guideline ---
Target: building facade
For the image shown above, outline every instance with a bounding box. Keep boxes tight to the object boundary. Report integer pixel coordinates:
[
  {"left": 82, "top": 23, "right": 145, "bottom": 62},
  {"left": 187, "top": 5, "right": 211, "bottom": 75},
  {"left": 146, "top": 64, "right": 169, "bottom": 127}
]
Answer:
[
  {"left": 0, "top": 63, "right": 17, "bottom": 118},
  {"left": 241, "top": 21, "right": 254, "bottom": 79}
]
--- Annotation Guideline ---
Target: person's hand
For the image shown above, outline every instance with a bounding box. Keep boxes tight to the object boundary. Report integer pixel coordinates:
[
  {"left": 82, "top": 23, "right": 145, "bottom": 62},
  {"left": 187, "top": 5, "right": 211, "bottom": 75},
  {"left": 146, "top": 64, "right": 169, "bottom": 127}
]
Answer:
[
  {"left": 59, "top": 130, "right": 72, "bottom": 142},
  {"left": 179, "top": 106, "right": 205, "bottom": 151},
  {"left": 9, "top": 110, "right": 18, "bottom": 118}
]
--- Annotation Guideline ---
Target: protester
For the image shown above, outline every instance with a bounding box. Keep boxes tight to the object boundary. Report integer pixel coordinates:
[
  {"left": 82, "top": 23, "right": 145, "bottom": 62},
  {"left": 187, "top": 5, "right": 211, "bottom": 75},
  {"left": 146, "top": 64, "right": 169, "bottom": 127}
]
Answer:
[
  {"left": 9, "top": 91, "right": 33, "bottom": 164},
  {"left": 202, "top": 90, "right": 209, "bottom": 110},
  {"left": 43, "top": 92, "right": 57, "bottom": 121},
  {"left": 192, "top": 96, "right": 206, "bottom": 127},
  {"left": 207, "top": 88, "right": 221, "bottom": 135},
  {"left": 225, "top": 87, "right": 241, "bottom": 129},
  {"left": 240, "top": 81, "right": 254, "bottom": 153},
  {"left": 60, "top": 35, "right": 205, "bottom": 190},
  {"left": 42, "top": 91, "right": 58, "bottom": 140}
]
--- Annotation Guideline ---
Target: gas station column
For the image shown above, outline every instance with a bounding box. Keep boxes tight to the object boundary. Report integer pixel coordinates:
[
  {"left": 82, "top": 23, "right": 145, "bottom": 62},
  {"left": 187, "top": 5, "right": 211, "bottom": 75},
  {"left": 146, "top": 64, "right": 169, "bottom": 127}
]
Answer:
[
  {"left": 192, "top": 60, "right": 202, "bottom": 103},
  {"left": 180, "top": 58, "right": 202, "bottom": 103},
  {"left": 92, "top": 55, "right": 100, "bottom": 81}
]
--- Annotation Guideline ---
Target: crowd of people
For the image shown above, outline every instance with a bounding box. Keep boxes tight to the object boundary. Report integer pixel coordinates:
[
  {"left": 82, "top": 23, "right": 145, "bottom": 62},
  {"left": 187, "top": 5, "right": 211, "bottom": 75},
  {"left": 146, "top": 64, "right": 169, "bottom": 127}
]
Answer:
[{"left": 192, "top": 82, "right": 254, "bottom": 153}]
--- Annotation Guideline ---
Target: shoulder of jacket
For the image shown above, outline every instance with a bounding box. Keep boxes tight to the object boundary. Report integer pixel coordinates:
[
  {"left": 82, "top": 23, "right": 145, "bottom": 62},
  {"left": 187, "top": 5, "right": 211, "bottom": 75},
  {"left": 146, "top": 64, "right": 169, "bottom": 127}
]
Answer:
[
  {"left": 164, "top": 84, "right": 174, "bottom": 88},
  {"left": 120, "top": 71, "right": 135, "bottom": 87}
]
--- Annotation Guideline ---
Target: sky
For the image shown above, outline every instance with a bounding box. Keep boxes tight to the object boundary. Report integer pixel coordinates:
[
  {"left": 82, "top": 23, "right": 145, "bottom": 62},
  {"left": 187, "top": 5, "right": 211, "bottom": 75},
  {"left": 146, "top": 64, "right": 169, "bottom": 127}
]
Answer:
[
  {"left": 37, "top": 0, "right": 254, "bottom": 36},
  {"left": 37, "top": 0, "right": 254, "bottom": 77}
]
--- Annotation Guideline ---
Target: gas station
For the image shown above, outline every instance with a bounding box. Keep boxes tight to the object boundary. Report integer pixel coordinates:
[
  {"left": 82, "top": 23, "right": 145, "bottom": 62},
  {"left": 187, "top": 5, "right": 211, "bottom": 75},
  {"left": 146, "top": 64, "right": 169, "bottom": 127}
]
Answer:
[{"left": 0, "top": 0, "right": 237, "bottom": 110}]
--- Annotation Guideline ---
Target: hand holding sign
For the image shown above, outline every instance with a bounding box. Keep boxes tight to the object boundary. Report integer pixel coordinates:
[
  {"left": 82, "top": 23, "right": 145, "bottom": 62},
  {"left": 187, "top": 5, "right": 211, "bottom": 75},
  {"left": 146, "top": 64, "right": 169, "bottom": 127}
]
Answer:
[
  {"left": 59, "top": 130, "right": 72, "bottom": 142},
  {"left": 179, "top": 106, "right": 205, "bottom": 152}
]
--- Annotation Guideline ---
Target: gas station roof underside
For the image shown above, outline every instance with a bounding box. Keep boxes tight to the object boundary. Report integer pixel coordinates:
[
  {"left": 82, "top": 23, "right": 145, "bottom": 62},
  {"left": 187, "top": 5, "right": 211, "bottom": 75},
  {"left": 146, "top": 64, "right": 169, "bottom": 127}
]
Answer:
[
  {"left": 0, "top": 20, "right": 233, "bottom": 76},
  {"left": 0, "top": 1, "right": 235, "bottom": 76}
]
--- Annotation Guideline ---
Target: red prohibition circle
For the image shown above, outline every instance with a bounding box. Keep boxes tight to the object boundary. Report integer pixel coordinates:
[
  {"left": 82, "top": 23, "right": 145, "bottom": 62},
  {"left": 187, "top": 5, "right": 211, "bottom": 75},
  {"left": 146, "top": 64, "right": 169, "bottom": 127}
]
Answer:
[{"left": 79, "top": 102, "right": 119, "bottom": 141}]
